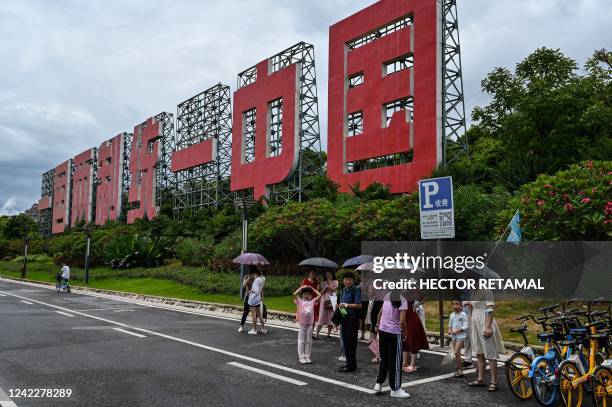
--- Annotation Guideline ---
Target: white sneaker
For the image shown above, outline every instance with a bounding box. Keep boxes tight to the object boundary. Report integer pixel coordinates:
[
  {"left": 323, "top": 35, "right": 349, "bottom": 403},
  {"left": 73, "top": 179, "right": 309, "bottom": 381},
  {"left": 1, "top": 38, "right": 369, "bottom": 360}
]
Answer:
[
  {"left": 299, "top": 358, "right": 307, "bottom": 364},
  {"left": 237, "top": 326, "right": 244, "bottom": 333},
  {"left": 374, "top": 383, "right": 382, "bottom": 393},
  {"left": 247, "top": 329, "right": 258, "bottom": 335},
  {"left": 338, "top": 355, "right": 346, "bottom": 362},
  {"left": 390, "top": 389, "right": 410, "bottom": 398},
  {"left": 260, "top": 328, "right": 267, "bottom": 334},
  {"left": 305, "top": 358, "right": 312, "bottom": 364}
]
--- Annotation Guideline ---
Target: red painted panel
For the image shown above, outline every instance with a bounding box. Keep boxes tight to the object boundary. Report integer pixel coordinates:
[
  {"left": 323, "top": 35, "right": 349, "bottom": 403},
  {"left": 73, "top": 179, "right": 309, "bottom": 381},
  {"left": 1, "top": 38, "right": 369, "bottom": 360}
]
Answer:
[
  {"left": 37, "top": 196, "right": 52, "bottom": 210},
  {"left": 71, "top": 148, "right": 96, "bottom": 226},
  {"left": 230, "top": 60, "right": 299, "bottom": 200},
  {"left": 96, "top": 134, "right": 125, "bottom": 225},
  {"left": 127, "top": 118, "right": 161, "bottom": 223},
  {"left": 171, "top": 139, "right": 214, "bottom": 173},
  {"left": 328, "top": 0, "right": 441, "bottom": 194},
  {"left": 51, "top": 160, "right": 72, "bottom": 234}
]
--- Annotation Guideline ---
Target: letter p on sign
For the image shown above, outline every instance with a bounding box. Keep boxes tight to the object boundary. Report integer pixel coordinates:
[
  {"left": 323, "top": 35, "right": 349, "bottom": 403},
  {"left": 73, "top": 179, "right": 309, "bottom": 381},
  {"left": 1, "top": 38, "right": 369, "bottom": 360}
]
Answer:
[{"left": 421, "top": 181, "right": 439, "bottom": 209}]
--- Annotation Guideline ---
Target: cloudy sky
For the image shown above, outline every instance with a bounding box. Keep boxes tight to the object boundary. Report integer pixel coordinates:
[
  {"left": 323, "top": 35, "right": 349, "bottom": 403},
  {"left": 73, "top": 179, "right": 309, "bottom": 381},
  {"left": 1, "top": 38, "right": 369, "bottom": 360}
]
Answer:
[{"left": 0, "top": 0, "right": 610, "bottom": 215}]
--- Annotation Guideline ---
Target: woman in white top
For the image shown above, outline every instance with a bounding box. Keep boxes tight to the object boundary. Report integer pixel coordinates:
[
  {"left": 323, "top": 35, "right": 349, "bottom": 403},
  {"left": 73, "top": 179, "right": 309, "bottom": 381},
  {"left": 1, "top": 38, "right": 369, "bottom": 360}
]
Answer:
[
  {"left": 466, "top": 289, "right": 505, "bottom": 392},
  {"left": 247, "top": 267, "right": 266, "bottom": 335}
]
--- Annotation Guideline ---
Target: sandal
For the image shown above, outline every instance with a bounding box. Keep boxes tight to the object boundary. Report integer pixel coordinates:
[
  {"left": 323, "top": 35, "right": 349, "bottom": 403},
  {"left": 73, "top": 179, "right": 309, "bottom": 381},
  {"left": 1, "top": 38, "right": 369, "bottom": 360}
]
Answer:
[
  {"left": 402, "top": 366, "right": 417, "bottom": 373},
  {"left": 467, "top": 379, "right": 486, "bottom": 387},
  {"left": 453, "top": 371, "right": 464, "bottom": 378},
  {"left": 488, "top": 382, "right": 498, "bottom": 392}
]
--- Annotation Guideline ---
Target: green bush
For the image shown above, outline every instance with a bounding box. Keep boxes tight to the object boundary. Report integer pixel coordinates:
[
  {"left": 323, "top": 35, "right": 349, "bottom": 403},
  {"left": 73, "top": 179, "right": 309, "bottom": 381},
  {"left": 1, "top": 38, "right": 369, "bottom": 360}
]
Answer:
[
  {"left": 499, "top": 161, "right": 612, "bottom": 240},
  {"left": 105, "top": 233, "right": 171, "bottom": 269},
  {"left": 175, "top": 237, "right": 214, "bottom": 266},
  {"left": 454, "top": 185, "right": 511, "bottom": 240}
]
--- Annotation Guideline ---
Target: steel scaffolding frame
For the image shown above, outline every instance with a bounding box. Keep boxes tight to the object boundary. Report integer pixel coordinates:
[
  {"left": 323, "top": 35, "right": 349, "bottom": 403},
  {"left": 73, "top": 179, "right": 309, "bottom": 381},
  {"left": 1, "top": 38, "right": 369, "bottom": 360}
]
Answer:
[
  {"left": 173, "top": 83, "right": 232, "bottom": 215},
  {"left": 38, "top": 169, "right": 55, "bottom": 237},
  {"left": 441, "top": 0, "right": 468, "bottom": 164},
  {"left": 236, "top": 41, "right": 323, "bottom": 205}
]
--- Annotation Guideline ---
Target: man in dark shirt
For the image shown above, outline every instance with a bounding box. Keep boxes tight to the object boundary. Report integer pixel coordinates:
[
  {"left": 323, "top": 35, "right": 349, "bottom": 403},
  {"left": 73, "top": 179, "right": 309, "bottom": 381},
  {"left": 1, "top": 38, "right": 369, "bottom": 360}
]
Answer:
[{"left": 338, "top": 271, "right": 362, "bottom": 372}]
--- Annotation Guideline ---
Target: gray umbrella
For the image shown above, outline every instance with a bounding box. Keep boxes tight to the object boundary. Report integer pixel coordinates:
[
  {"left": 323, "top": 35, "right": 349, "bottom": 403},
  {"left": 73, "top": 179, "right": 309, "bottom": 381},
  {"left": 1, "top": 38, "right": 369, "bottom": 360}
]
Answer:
[{"left": 298, "top": 257, "right": 339, "bottom": 269}]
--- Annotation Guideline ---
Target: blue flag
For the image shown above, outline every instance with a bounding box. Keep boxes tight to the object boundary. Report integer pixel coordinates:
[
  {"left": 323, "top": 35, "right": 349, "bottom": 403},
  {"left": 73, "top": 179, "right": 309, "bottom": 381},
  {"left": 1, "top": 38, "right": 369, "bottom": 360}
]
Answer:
[{"left": 506, "top": 210, "right": 521, "bottom": 243}]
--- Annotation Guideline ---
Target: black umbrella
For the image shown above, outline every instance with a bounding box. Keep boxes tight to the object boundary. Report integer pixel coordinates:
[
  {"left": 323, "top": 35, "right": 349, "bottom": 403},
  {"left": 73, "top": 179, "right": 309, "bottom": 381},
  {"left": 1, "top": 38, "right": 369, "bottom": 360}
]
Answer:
[{"left": 298, "top": 257, "right": 339, "bottom": 269}]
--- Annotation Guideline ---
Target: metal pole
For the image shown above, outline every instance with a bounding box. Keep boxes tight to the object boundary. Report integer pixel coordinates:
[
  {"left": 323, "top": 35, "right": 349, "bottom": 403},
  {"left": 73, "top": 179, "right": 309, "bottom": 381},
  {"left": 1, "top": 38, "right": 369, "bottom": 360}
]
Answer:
[
  {"left": 22, "top": 238, "right": 29, "bottom": 279},
  {"left": 437, "top": 238, "right": 444, "bottom": 347},
  {"left": 239, "top": 199, "right": 248, "bottom": 299},
  {"left": 84, "top": 233, "right": 91, "bottom": 284}
]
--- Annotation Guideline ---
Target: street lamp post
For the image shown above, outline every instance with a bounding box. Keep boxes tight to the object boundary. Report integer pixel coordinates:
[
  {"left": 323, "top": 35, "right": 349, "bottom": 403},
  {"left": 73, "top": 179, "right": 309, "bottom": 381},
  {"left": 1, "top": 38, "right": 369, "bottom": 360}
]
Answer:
[
  {"left": 22, "top": 236, "right": 30, "bottom": 279},
  {"left": 83, "top": 225, "right": 94, "bottom": 284}
]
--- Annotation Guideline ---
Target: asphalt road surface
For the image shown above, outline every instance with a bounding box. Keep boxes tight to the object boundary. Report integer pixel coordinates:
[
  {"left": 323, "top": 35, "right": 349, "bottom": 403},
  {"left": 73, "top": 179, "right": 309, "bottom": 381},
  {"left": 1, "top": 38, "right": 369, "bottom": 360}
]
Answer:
[{"left": 0, "top": 279, "right": 549, "bottom": 407}]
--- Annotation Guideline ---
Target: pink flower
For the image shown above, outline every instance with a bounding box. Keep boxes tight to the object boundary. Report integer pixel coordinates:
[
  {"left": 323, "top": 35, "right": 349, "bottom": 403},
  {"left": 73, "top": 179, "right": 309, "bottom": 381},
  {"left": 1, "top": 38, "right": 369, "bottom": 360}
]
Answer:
[
  {"left": 548, "top": 191, "right": 556, "bottom": 197},
  {"left": 605, "top": 219, "right": 612, "bottom": 225},
  {"left": 578, "top": 191, "right": 585, "bottom": 196},
  {"left": 537, "top": 199, "right": 545, "bottom": 207},
  {"left": 564, "top": 203, "right": 575, "bottom": 212},
  {"left": 543, "top": 184, "right": 552, "bottom": 189},
  {"left": 586, "top": 160, "right": 593, "bottom": 169},
  {"left": 605, "top": 202, "right": 612, "bottom": 216},
  {"left": 581, "top": 198, "right": 591, "bottom": 204}
]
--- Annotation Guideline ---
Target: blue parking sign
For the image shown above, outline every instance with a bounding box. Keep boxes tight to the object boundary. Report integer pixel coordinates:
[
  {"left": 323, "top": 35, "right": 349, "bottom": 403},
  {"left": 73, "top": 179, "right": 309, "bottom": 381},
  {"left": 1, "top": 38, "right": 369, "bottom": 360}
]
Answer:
[{"left": 418, "top": 177, "right": 455, "bottom": 239}]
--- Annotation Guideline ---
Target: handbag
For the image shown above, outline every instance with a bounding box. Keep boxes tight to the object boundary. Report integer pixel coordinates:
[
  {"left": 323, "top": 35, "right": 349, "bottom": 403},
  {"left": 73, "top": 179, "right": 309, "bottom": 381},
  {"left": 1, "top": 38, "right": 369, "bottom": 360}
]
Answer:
[
  {"left": 331, "top": 308, "right": 344, "bottom": 326},
  {"left": 324, "top": 299, "right": 333, "bottom": 310}
]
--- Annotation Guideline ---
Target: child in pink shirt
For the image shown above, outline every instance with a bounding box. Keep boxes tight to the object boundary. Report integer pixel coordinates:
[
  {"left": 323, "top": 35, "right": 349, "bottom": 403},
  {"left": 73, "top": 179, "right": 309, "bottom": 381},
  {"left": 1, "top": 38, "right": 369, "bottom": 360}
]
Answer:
[{"left": 293, "top": 285, "right": 321, "bottom": 364}]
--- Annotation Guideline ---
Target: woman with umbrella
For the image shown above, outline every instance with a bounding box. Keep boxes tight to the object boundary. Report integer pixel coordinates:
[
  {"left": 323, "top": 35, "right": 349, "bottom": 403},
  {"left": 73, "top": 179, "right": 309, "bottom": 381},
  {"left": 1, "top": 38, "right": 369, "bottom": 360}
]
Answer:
[
  {"left": 298, "top": 258, "right": 339, "bottom": 339},
  {"left": 233, "top": 253, "right": 270, "bottom": 335},
  {"left": 314, "top": 269, "right": 338, "bottom": 340}
]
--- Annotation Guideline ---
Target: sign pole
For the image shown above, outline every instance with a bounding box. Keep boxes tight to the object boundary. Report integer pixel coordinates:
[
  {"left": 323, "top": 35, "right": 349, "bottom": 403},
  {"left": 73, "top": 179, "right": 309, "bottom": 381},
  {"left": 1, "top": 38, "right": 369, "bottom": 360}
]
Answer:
[
  {"left": 239, "top": 197, "right": 248, "bottom": 299},
  {"left": 437, "top": 238, "right": 444, "bottom": 347}
]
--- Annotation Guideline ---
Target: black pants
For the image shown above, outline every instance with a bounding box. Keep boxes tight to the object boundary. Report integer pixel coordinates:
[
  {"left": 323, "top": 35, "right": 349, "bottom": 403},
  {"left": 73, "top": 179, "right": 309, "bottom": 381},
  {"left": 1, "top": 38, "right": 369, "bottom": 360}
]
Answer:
[
  {"left": 377, "top": 331, "right": 403, "bottom": 391},
  {"left": 240, "top": 297, "right": 250, "bottom": 326},
  {"left": 341, "top": 315, "right": 359, "bottom": 369}
]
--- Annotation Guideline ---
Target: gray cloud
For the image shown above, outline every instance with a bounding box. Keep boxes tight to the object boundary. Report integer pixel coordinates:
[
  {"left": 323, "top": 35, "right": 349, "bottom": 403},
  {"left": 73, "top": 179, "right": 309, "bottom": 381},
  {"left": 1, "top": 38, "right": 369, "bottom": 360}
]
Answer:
[{"left": 0, "top": 0, "right": 610, "bottom": 213}]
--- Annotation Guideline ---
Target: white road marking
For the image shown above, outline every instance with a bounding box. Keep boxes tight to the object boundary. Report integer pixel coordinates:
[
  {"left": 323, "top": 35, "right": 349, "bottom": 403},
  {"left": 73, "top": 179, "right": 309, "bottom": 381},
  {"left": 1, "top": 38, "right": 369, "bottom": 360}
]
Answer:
[
  {"left": 228, "top": 362, "right": 307, "bottom": 386},
  {"left": 0, "top": 385, "right": 18, "bottom": 407},
  {"left": 0, "top": 289, "right": 376, "bottom": 394},
  {"left": 112, "top": 328, "right": 147, "bottom": 338},
  {"left": 20, "top": 301, "right": 33, "bottom": 305},
  {"left": 0, "top": 293, "right": 6, "bottom": 296},
  {"left": 55, "top": 311, "right": 74, "bottom": 317},
  {"left": 0, "top": 281, "right": 504, "bottom": 392}
]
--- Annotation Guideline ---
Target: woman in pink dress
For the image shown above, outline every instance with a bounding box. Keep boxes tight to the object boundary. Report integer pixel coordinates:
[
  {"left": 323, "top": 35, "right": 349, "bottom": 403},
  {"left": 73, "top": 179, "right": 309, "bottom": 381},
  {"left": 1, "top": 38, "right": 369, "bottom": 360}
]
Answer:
[{"left": 313, "top": 270, "right": 338, "bottom": 339}]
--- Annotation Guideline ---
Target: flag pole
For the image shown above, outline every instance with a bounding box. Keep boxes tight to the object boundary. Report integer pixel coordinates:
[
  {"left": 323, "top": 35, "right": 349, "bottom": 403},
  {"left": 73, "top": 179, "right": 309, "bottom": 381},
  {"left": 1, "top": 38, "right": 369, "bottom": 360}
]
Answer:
[{"left": 487, "top": 210, "right": 518, "bottom": 265}]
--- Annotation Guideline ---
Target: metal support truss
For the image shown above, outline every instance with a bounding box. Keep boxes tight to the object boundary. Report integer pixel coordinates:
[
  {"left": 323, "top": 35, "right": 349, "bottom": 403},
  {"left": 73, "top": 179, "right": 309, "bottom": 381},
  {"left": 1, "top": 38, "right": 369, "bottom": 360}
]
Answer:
[
  {"left": 441, "top": 0, "right": 468, "bottom": 165},
  {"left": 173, "top": 83, "right": 232, "bottom": 216},
  {"left": 236, "top": 41, "right": 323, "bottom": 205},
  {"left": 38, "top": 169, "right": 55, "bottom": 237}
]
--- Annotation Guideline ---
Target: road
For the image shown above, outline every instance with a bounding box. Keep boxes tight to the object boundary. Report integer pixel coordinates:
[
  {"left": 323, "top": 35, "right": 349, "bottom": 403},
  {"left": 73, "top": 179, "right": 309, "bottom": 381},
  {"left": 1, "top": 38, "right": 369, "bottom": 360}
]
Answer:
[{"left": 0, "top": 279, "right": 528, "bottom": 407}]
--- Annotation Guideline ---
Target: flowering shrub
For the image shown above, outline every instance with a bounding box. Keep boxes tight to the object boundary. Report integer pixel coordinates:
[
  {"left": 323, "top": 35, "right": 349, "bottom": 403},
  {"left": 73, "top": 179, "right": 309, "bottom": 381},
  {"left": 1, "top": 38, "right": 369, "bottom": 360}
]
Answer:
[{"left": 499, "top": 161, "right": 612, "bottom": 240}]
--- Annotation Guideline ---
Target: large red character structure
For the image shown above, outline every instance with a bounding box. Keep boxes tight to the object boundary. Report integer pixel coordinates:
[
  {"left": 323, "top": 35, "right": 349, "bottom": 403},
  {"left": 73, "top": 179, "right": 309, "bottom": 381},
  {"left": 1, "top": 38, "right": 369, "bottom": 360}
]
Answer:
[
  {"left": 126, "top": 113, "right": 174, "bottom": 223},
  {"left": 51, "top": 160, "right": 72, "bottom": 234},
  {"left": 172, "top": 84, "right": 232, "bottom": 213},
  {"left": 328, "top": 0, "right": 441, "bottom": 193},
  {"left": 71, "top": 148, "right": 96, "bottom": 226},
  {"left": 231, "top": 42, "right": 321, "bottom": 202},
  {"left": 96, "top": 133, "right": 129, "bottom": 225}
]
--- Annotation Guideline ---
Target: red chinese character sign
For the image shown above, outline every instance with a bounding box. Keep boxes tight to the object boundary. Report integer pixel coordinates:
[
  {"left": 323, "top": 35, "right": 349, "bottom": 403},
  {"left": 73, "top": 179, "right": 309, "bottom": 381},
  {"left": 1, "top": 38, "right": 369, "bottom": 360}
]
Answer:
[
  {"left": 96, "top": 133, "right": 128, "bottom": 225},
  {"left": 172, "top": 84, "right": 232, "bottom": 212},
  {"left": 51, "top": 160, "right": 72, "bottom": 234},
  {"left": 231, "top": 42, "right": 321, "bottom": 202},
  {"left": 71, "top": 148, "right": 96, "bottom": 226},
  {"left": 126, "top": 113, "right": 174, "bottom": 224},
  {"left": 328, "top": 0, "right": 441, "bottom": 193}
]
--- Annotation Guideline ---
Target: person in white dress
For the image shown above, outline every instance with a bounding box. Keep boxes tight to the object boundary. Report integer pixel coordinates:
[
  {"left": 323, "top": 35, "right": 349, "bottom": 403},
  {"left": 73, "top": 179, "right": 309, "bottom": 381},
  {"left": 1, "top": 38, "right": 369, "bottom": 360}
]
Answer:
[{"left": 466, "top": 289, "right": 505, "bottom": 392}]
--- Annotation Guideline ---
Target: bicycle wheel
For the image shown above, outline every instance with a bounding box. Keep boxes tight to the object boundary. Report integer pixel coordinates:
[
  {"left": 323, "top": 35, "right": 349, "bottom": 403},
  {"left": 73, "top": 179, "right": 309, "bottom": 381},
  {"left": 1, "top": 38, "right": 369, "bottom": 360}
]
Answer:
[
  {"left": 559, "top": 360, "right": 584, "bottom": 407},
  {"left": 506, "top": 352, "right": 533, "bottom": 400},
  {"left": 532, "top": 358, "right": 558, "bottom": 406},
  {"left": 592, "top": 365, "right": 611, "bottom": 407}
]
